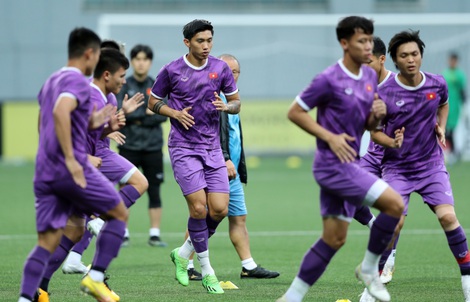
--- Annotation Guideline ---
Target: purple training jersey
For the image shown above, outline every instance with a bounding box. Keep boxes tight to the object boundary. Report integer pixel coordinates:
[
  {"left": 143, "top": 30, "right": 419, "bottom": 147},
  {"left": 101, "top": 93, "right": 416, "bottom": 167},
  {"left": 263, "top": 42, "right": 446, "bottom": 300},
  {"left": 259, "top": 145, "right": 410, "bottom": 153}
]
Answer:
[
  {"left": 96, "top": 92, "right": 117, "bottom": 153},
  {"left": 86, "top": 83, "right": 115, "bottom": 155},
  {"left": 151, "top": 55, "right": 238, "bottom": 150},
  {"left": 296, "top": 59, "right": 378, "bottom": 167},
  {"left": 379, "top": 71, "right": 448, "bottom": 173},
  {"left": 35, "top": 67, "right": 92, "bottom": 182},
  {"left": 365, "top": 71, "right": 396, "bottom": 160},
  {"left": 360, "top": 70, "right": 396, "bottom": 175}
]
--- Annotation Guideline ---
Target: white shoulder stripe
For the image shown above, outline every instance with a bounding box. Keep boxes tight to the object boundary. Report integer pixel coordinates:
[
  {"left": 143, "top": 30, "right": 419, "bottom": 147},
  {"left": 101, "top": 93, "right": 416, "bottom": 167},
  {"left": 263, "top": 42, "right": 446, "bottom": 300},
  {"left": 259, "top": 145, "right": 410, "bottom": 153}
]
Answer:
[
  {"left": 439, "top": 98, "right": 449, "bottom": 107},
  {"left": 150, "top": 92, "right": 164, "bottom": 100},
  {"left": 224, "top": 89, "right": 238, "bottom": 96},
  {"left": 295, "top": 95, "right": 310, "bottom": 111},
  {"left": 53, "top": 92, "right": 77, "bottom": 111}
]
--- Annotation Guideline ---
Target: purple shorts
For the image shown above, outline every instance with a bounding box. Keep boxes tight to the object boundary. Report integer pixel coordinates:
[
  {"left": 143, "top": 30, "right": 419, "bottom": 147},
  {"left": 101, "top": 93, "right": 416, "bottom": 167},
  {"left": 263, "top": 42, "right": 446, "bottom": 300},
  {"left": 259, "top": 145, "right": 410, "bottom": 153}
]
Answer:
[
  {"left": 97, "top": 148, "right": 137, "bottom": 185},
  {"left": 169, "top": 147, "right": 229, "bottom": 196},
  {"left": 314, "top": 162, "right": 388, "bottom": 222},
  {"left": 382, "top": 164, "right": 453, "bottom": 215},
  {"left": 360, "top": 153, "right": 382, "bottom": 178},
  {"left": 34, "top": 162, "right": 121, "bottom": 232}
]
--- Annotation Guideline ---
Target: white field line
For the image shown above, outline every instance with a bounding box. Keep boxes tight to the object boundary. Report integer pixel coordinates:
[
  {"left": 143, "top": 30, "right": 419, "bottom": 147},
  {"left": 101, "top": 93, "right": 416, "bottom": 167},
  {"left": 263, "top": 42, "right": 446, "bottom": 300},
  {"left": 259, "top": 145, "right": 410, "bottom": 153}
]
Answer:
[{"left": 0, "top": 229, "right": 448, "bottom": 241}]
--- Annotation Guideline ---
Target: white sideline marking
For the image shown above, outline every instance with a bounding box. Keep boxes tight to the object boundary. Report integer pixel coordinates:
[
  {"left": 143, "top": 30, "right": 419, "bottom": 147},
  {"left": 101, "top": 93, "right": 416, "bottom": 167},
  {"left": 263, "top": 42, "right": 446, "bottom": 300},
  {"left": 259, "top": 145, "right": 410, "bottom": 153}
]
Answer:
[{"left": 0, "top": 229, "right": 449, "bottom": 241}]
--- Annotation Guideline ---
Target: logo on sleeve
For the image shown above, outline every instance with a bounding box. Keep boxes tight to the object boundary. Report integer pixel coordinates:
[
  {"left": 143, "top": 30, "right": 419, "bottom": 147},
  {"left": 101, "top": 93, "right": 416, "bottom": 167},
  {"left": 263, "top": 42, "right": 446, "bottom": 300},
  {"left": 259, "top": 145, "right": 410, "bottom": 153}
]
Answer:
[
  {"left": 209, "top": 72, "right": 218, "bottom": 79},
  {"left": 426, "top": 92, "right": 436, "bottom": 100}
]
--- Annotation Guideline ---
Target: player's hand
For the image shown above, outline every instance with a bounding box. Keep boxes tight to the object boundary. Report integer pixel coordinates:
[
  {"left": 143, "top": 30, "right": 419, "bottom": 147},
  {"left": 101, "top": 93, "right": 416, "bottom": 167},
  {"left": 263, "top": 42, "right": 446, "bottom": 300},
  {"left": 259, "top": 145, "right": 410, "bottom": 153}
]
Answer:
[
  {"left": 226, "top": 159, "right": 237, "bottom": 180},
  {"left": 212, "top": 92, "right": 228, "bottom": 112},
  {"left": 108, "top": 109, "right": 126, "bottom": 131},
  {"left": 393, "top": 127, "right": 405, "bottom": 148},
  {"left": 435, "top": 123, "right": 446, "bottom": 146},
  {"left": 108, "top": 131, "right": 126, "bottom": 145},
  {"left": 87, "top": 154, "right": 102, "bottom": 168},
  {"left": 371, "top": 93, "right": 387, "bottom": 120},
  {"left": 65, "top": 157, "right": 86, "bottom": 188},
  {"left": 327, "top": 133, "right": 357, "bottom": 163},
  {"left": 89, "top": 104, "right": 115, "bottom": 129},
  {"left": 174, "top": 107, "right": 195, "bottom": 130},
  {"left": 122, "top": 93, "right": 145, "bottom": 115}
]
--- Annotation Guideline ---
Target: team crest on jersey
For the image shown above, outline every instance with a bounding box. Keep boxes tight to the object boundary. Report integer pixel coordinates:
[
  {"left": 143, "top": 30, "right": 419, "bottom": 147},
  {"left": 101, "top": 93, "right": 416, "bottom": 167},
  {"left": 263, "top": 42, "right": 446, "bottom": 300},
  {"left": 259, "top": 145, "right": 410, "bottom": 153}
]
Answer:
[
  {"left": 426, "top": 92, "right": 436, "bottom": 100},
  {"left": 396, "top": 100, "right": 405, "bottom": 107},
  {"left": 366, "top": 84, "right": 373, "bottom": 92},
  {"left": 209, "top": 72, "right": 218, "bottom": 79}
]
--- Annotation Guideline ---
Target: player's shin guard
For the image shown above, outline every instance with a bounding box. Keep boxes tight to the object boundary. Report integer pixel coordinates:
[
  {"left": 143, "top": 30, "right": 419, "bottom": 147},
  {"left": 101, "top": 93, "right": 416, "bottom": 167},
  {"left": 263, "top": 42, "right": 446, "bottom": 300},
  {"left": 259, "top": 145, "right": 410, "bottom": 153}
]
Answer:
[
  {"left": 119, "top": 185, "right": 141, "bottom": 208},
  {"left": 368, "top": 213, "right": 399, "bottom": 255},
  {"left": 92, "top": 219, "right": 126, "bottom": 271},
  {"left": 188, "top": 217, "right": 208, "bottom": 253},
  {"left": 206, "top": 214, "right": 222, "bottom": 238},
  {"left": 297, "top": 239, "right": 337, "bottom": 286},
  {"left": 43, "top": 235, "right": 75, "bottom": 281},
  {"left": 445, "top": 226, "right": 470, "bottom": 275},
  {"left": 20, "top": 246, "right": 51, "bottom": 300}
]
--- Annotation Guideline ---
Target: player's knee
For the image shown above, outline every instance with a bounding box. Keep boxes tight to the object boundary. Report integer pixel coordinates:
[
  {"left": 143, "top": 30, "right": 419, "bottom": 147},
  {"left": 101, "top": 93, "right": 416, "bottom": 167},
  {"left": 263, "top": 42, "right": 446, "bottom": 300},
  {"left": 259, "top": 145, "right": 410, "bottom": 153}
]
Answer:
[
  {"left": 439, "top": 212, "right": 458, "bottom": 229},
  {"left": 148, "top": 198, "right": 161, "bottom": 208},
  {"left": 386, "top": 191, "right": 404, "bottom": 217},
  {"left": 325, "top": 236, "right": 346, "bottom": 250},
  {"left": 128, "top": 171, "right": 149, "bottom": 195},
  {"left": 210, "top": 204, "right": 228, "bottom": 220},
  {"left": 190, "top": 203, "right": 208, "bottom": 218},
  {"left": 63, "top": 226, "right": 85, "bottom": 243},
  {"left": 110, "top": 204, "right": 129, "bottom": 222}
]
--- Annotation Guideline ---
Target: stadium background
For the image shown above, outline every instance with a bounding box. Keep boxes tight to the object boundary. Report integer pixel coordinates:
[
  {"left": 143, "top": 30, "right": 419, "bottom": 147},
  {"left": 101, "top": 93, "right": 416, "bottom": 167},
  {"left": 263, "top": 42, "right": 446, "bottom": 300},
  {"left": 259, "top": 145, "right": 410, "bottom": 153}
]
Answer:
[
  {"left": 3, "top": 2, "right": 470, "bottom": 301},
  {"left": 1, "top": 0, "right": 470, "bottom": 161}
]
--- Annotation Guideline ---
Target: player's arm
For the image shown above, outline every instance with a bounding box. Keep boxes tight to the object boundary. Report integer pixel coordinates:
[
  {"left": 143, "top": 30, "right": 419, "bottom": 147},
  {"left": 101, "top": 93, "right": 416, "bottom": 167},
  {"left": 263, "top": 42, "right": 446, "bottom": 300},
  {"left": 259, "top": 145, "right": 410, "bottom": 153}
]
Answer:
[
  {"left": 365, "top": 93, "right": 386, "bottom": 131},
  {"left": 371, "top": 128, "right": 405, "bottom": 149},
  {"left": 287, "top": 101, "right": 356, "bottom": 163},
  {"left": 213, "top": 92, "right": 241, "bottom": 114},
  {"left": 53, "top": 95, "right": 86, "bottom": 188},
  {"left": 148, "top": 94, "right": 194, "bottom": 130},
  {"left": 435, "top": 102, "right": 449, "bottom": 145}
]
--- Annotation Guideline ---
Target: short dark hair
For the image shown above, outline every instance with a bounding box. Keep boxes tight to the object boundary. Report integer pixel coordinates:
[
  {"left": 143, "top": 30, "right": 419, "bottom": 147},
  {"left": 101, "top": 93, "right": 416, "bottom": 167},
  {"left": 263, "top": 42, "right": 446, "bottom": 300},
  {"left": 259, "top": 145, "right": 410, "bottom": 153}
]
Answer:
[
  {"left": 336, "top": 16, "right": 374, "bottom": 41},
  {"left": 130, "top": 44, "right": 153, "bottom": 60},
  {"left": 68, "top": 27, "right": 101, "bottom": 59},
  {"left": 183, "top": 19, "right": 213, "bottom": 40},
  {"left": 101, "top": 40, "right": 120, "bottom": 51},
  {"left": 388, "top": 30, "right": 425, "bottom": 62},
  {"left": 450, "top": 52, "right": 459, "bottom": 60},
  {"left": 373, "top": 36, "right": 386, "bottom": 57},
  {"left": 93, "top": 48, "right": 130, "bottom": 79}
]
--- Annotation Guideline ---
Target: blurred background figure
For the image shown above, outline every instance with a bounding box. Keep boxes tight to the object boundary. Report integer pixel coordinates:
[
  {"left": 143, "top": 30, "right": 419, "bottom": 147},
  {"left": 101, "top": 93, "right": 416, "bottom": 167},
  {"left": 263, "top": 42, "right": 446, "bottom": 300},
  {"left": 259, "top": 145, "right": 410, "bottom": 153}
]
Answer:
[
  {"left": 117, "top": 44, "right": 169, "bottom": 247},
  {"left": 442, "top": 52, "right": 467, "bottom": 165}
]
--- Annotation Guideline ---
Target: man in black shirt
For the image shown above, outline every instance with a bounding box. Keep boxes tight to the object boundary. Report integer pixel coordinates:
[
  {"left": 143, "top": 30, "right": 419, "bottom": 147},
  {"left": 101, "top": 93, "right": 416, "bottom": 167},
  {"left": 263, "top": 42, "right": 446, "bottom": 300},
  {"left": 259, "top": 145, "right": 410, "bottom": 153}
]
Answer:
[{"left": 117, "top": 44, "right": 168, "bottom": 247}]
